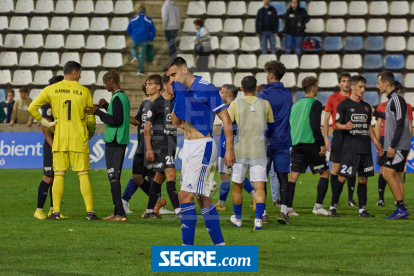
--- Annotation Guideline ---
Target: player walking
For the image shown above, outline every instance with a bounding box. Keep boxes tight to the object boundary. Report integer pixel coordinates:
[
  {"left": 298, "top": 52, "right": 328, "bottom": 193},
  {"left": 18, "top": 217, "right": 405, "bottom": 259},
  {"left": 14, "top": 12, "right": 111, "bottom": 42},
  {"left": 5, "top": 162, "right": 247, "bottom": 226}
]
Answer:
[
  {"left": 329, "top": 75, "right": 383, "bottom": 218},
  {"left": 29, "top": 61, "right": 99, "bottom": 220}
]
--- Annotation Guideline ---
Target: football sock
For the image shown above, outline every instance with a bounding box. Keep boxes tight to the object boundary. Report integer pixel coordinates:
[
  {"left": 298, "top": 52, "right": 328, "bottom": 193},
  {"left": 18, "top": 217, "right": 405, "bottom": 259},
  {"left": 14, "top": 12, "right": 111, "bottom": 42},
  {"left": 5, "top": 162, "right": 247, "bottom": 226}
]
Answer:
[
  {"left": 49, "top": 183, "right": 53, "bottom": 208},
  {"left": 378, "top": 174, "right": 387, "bottom": 201},
  {"left": 181, "top": 203, "right": 197, "bottom": 245},
  {"left": 357, "top": 183, "right": 367, "bottom": 210},
  {"left": 287, "top": 181, "right": 296, "bottom": 208},
  {"left": 147, "top": 181, "right": 162, "bottom": 210},
  {"left": 347, "top": 175, "right": 356, "bottom": 201},
  {"left": 277, "top": 172, "right": 289, "bottom": 206},
  {"left": 330, "top": 174, "right": 344, "bottom": 209},
  {"left": 233, "top": 204, "right": 242, "bottom": 220},
  {"left": 316, "top": 177, "right": 329, "bottom": 204},
  {"left": 243, "top": 178, "right": 255, "bottom": 196},
  {"left": 139, "top": 179, "right": 151, "bottom": 196},
  {"left": 219, "top": 180, "right": 231, "bottom": 202},
  {"left": 52, "top": 173, "right": 65, "bottom": 212},
  {"left": 79, "top": 172, "right": 93, "bottom": 212},
  {"left": 396, "top": 200, "right": 407, "bottom": 211},
  {"left": 37, "top": 180, "right": 50, "bottom": 209},
  {"left": 122, "top": 177, "right": 138, "bottom": 201},
  {"left": 202, "top": 204, "right": 225, "bottom": 245},
  {"left": 110, "top": 180, "right": 125, "bottom": 217},
  {"left": 256, "top": 203, "right": 265, "bottom": 219},
  {"left": 166, "top": 181, "right": 180, "bottom": 210}
]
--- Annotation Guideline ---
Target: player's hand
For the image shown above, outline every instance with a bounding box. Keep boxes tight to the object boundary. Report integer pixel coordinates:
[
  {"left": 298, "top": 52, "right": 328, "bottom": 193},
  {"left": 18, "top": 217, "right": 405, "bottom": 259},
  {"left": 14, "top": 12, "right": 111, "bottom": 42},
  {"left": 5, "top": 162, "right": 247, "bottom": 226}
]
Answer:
[
  {"left": 256, "top": 34, "right": 260, "bottom": 38},
  {"left": 324, "top": 137, "right": 331, "bottom": 151},
  {"left": 98, "top": 98, "right": 108, "bottom": 107},
  {"left": 224, "top": 149, "right": 236, "bottom": 167},
  {"left": 371, "top": 106, "right": 375, "bottom": 116},
  {"left": 387, "top": 147, "right": 395, "bottom": 159},
  {"left": 319, "top": 146, "right": 326, "bottom": 156},
  {"left": 86, "top": 105, "right": 99, "bottom": 115},
  {"left": 345, "top": 120, "right": 353, "bottom": 130},
  {"left": 9, "top": 121, "right": 14, "bottom": 127},
  {"left": 40, "top": 118, "right": 57, "bottom": 129},
  {"left": 146, "top": 149, "right": 155, "bottom": 162},
  {"left": 274, "top": 33, "right": 278, "bottom": 37},
  {"left": 37, "top": 122, "right": 41, "bottom": 127},
  {"left": 27, "top": 122, "right": 32, "bottom": 127}
]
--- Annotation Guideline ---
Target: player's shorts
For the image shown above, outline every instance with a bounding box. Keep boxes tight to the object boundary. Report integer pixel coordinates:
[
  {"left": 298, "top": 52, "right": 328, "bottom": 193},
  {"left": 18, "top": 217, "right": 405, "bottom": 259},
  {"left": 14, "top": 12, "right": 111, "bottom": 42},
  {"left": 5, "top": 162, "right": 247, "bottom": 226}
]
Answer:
[
  {"left": 339, "top": 153, "right": 374, "bottom": 178},
  {"left": 105, "top": 146, "right": 126, "bottom": 181},
  {"left": 181, "top": 137, "right": 218, "bottom": 197},
  {"left": 146, "top": 148, "right": 176, "bottom": 173},
  {"left": 132, "top": 152, "right": 148, "bottom": 176},
  {"left": 290, "top": 144, "right": 329, "bottom": 174},
  {"left": 43, "top": 140, "right": 54, "bottom": 177},
  {"left": 330, "top": 130, "right": 343, "bottom": 163},
  {"left": 232, "top": 163, "right": 267, "bottom": 183},
  {"left": 376, "top": 137, "right": 386, "bottom": 167},
  {"left": 53, "top": 151, "right": 90, "bottom": 172},
  {"left": 267, "top": 147, "right": 291, "bottom": 173},
  {"left": 384, "top": 150, "right": 409, "bottom": 173},
  {"left": 217, "top": 157, "right": 231, "bottom": 174}
]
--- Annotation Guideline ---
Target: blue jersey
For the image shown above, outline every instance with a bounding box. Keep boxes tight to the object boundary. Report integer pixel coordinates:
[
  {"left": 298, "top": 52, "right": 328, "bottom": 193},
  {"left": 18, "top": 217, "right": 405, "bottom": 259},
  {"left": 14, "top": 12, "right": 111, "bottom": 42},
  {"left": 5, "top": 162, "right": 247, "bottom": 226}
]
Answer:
[
  {"left": 259, "top": 82, "right": 292, "bottom": 150},
  {"left": 173, "top": 76, "right": 225, "bottom": 137},
  {"left": 218, "top": 104, "right": 237, "bottom": 158}
]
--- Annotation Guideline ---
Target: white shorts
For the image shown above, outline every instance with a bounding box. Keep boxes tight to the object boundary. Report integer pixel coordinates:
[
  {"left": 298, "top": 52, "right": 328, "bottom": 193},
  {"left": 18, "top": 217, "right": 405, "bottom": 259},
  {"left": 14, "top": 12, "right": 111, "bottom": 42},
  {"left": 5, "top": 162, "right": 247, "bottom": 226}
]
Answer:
[
  {"left": 181, "top": 137, "right": 218, "bottom": 197},
  {"left": 217, "top": 157, "right": 231, "bottom": 174},
  {"left": 231, "top": 163, "right": 267, "bottom": 184}
]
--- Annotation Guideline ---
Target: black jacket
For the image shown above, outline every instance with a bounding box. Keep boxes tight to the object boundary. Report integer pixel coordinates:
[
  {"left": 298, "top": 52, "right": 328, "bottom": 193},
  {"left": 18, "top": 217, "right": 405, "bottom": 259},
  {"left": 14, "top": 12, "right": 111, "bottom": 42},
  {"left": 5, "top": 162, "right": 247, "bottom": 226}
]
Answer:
[
  {"left": 284, "top": 7, "right": 310, "bottom": 36},
  {"left": 256, "top": 6, "right": 279, "bottom": 34}
]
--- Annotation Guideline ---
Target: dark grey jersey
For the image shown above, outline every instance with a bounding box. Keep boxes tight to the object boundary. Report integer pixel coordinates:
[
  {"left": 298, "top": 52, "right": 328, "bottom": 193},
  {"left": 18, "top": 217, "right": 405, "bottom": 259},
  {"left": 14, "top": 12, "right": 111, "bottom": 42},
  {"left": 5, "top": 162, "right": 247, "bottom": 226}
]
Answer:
[{"left": 385, "top": 92, "right": 411, "bottom": 150}]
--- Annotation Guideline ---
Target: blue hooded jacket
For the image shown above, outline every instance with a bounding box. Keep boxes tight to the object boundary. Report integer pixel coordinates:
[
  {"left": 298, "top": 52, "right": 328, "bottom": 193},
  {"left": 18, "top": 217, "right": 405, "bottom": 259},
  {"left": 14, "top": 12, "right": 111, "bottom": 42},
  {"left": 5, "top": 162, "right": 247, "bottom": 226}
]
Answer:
[
  {"left": 126, "top": 13, "right": 156, "bottom": 43},
  {"left": 259, "top": 82, "right": 293, "bottom": 150}
]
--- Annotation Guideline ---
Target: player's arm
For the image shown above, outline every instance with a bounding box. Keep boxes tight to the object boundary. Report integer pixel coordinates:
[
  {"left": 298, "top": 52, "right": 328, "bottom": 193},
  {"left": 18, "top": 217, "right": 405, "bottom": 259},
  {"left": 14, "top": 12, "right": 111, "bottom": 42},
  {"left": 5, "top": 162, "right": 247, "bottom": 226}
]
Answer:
[
  {"left": 144, "top": 120, "right": 154, "bottom": 162},
  {"left": 28, "top": 89, "right": 56, "bottom": 129},
  {"left": 265, "top": 101, "right": 276, "bottom": 140},
  {"left": 323, "top": 111, "right": 331, "bottom": 150},
  {"left": 310, "top": 101, "right": 326, "bottom": 156},
  {"left": 217, "top": 108, "right": 236, "bottom": 167},
  {"left": 370, "top": 125, "right": 384, "bottom": 156},
  {"left": 407, "top": 104, "right": 413, "bottom": 135},
  {"left": 130, "top": 116, "right": 140, "bottom": 126},
  {"left": 374, "top": 117, "right": 382, "bottom": 140},
  {"left": 334, "top": 103, "right": 352, "bottom": 130},
  {"left": 42, "top": 126, "right": 53, "bottom": 147},
  {"left": 171, "top": 110, "right": 182, "bottom": 128}
]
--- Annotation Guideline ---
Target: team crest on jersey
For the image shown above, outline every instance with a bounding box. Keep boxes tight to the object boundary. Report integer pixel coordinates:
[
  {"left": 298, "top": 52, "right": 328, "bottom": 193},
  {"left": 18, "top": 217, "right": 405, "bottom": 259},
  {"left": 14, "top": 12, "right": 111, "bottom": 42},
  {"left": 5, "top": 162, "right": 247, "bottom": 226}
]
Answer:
[
  {"left": 147, "top": 110, "right": 152, "bottom": 118},
  {"left": 350, "top": 109, "right": 355, "bottom": 112},
  {"left": 46, "top": 108, "right": 52, "bottom": 116},
  {"left": 166, "top": 114, "right": 171, "bottom": 122},
  {"left": 364, "top": 106, "right": 369, "bottom": 112}
]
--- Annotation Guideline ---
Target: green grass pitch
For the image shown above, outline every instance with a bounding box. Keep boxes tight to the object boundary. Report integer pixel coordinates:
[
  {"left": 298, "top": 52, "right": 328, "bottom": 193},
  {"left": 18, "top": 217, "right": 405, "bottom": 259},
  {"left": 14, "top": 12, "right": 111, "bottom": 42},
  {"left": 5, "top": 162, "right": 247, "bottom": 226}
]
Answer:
[{"left": 1, "top": 169, "right": 413, "bottom": 276}]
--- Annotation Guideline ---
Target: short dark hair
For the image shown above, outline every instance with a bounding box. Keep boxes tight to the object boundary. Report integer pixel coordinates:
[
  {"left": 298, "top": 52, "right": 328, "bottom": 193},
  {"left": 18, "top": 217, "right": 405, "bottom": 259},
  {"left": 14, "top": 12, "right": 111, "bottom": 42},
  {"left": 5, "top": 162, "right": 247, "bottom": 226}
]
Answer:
[
  {"left": 394, "top": 80, "right": 402, "bottom": 92},
  {"left": 338, "top": 72, "right": 351, "bottom": 83},
  {"left": 63, "top": 61, "right": 82, "bottom": 75},
  {"left": 147, "top": 74, "right": 162, "bottom": 91},
  {"left": 19, "top": 87, "right": 29, "bottom": 93},
  {"left": 350, "top": 75, "right": 367, "bottom": 87},
  {"left": 378, "top": 71, "right": 395, "bottom": 86},
  {"left": 103, "top": 69, "right": 120, "bottom": 84},
  {"left": 163, "top": 57, "right": 187, "bottom": 72},
  {"left": 264, "top": 61, "right": 286, "bottom": 81},
  {"left": 6, "top": 89, "right": 15, "bottom": 96},
  {"left": 142, "top": 82, "right": 147, "bottom": 96},
  {"left": 257, "top": 84, "right": 266, "bottom": 93},
  {"left": 162, "top": 74, "right": 170, "bottom": 85},
  {"left": 49, "top": 75, "right": 64, "bottom": 85},
  {"left": 241, "top": 76, "right": 257, "bottom": 93},
  {"left": 222, "top": 84, "right": 238, "bottom": 99},
  {"left": 138, "top": 5, "right": 146, "bottom": 14},
  {"left": 302, "top": 76, "right": 318, "bottom": 93},
  {"left": 193, "top": 19, "right": 204, "bottom": 26}
]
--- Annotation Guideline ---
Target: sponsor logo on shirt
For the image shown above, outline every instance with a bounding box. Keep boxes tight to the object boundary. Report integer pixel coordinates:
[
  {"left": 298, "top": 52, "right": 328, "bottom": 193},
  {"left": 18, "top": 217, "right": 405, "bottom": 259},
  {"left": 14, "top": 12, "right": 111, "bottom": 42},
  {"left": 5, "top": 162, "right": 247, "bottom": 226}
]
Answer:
[{"left": 351, "top": 114, "right": 367, "bottom": 122}]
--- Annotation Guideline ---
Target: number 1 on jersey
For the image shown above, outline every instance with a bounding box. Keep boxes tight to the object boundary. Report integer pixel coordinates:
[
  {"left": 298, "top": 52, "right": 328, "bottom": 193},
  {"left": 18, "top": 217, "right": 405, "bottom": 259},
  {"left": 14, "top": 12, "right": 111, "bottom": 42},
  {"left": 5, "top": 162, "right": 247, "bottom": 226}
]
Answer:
[{"left": 64, "top": 100, "right": 72, "bottom": 122}]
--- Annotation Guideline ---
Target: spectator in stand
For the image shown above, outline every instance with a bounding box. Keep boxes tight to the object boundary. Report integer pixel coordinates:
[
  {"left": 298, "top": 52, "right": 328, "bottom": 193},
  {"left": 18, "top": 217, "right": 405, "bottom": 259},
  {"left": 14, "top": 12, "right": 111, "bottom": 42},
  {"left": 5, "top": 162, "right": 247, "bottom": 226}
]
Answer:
[
  {"left": 5, "top": 89, "right": 15, "bottom": 123},
  {"left": 162, "top": 0, "right": 181, "bottom": 57},
  {"left": 256, "top": 0, "right": 279, "bottom": 55},
  {"left": 193, "top": 19, "right": 211, "bottom": 72},
  {"left": 284, "top": 0, "right": 310, "bottom": 57},
  {"left": 127, "top": 5, "right": 156, "bottom": 76},
  {"left": 9, "top": 88, "right": 33, "bottom": 127}
]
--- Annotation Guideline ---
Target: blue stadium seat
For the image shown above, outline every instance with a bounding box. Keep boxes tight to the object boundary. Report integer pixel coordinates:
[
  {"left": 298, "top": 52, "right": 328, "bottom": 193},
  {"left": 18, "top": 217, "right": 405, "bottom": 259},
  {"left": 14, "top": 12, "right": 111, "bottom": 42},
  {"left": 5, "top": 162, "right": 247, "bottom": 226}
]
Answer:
[
  {"left": 366, "top": 36, "right": 385, "bottom": 52},
  {"left": 324, "top": 36, "right": 343, "bottom": 51},
  {"left": 363, "top": 54, "right": 383, "bottom": 70},
  {"left": 300, "top": 2, "right": 306, "bottom": 9},
  {"left": 344, "top": 36, "right": 363, "bottom": 51},
  {"left": 270, "top": 2, "right": 286, "bottom": 15},
  {"left": 363, "top": 73, "right": 379, "bottom": 88},
  {"left": 317, "top": 91, "right": 334, "bottom": 107},
  {"left": 295, "top": 91, "right": 305, "bottom": 102},
  {"left": 394, "top": 73, "right": 403, "bottom": 85},
  {"left": 385, "top": 55, "right": 405, "bottom": 70},
  {"left": 279, "top": 18, "right": 283, "bottom": 32},
  {"left": 363, "top": 91, "right": 379, "bottom": 106},
  {"left": 0, "top": 89, "right": 5, "bottom": 103}
]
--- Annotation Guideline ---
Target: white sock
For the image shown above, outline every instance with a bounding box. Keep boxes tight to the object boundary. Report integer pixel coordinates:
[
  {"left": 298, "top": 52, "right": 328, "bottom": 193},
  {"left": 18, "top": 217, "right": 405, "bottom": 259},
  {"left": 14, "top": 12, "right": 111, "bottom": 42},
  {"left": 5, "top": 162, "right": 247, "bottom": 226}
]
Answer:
[
  {"left": 315, "top": 203, "right": 323, "bottom": 209},
  {"left": 287, "top": 207, "right": 293, "bottom": 212},
  {"left": 359, "top": 209, "right": 365, "bottom": 214},
  {"left": 281, "top": 205, "right": 287, "bottom": 214},
  {"left": 37, "top": 208, "right": 43, "bottom": 210},
  {"left": 215, "top": 242, "right": 226, "bottom": 246},
  {"left": 175, "top": 208, "right": 181, "bottom": 214},
  {"left": 146, "top": 209, "right": 154, "bottom": 213},
  {"left": 250, "top": 190, "right": 256, "bottom": 198},
  {"left": 156, "top": 197, "right": 162, "bottom": 204},
  {"left": 330, "top": 206, "right": 336, "bottom": 211},
  {"left": 263, "top": 210, "right": 267, "bottom": 216}
]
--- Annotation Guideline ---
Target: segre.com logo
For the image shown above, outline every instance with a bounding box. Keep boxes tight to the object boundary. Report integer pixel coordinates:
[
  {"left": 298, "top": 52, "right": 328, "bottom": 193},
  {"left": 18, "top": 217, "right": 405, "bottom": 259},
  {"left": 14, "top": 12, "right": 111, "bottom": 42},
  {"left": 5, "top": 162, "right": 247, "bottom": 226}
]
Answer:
[{"left": 151, "top": 246, "right": 258, "bottom": 272}]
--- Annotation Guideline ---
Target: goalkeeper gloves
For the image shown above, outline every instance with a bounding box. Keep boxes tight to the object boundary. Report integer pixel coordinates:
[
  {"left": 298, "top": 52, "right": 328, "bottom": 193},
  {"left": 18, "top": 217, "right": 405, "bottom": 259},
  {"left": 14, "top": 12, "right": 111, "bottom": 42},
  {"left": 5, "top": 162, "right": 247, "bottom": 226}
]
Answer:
[{"left": 40, "top": 118, "right": 57, "bottom": 129}]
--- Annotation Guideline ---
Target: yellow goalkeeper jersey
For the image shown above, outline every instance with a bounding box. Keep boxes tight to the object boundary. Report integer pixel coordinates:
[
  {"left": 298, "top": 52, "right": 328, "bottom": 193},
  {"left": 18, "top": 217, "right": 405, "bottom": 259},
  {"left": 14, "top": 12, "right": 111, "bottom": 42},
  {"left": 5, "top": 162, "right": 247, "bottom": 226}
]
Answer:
[{"left": 29, "top": 80, "right": 96, "bottom": 153}]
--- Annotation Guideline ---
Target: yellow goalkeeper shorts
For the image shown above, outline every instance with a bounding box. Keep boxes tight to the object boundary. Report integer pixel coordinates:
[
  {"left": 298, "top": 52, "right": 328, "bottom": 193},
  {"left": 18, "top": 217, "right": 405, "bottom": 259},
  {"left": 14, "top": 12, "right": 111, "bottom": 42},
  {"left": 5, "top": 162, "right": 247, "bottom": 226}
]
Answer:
[{"left": 53, "top": 151, "right": 90, "bottom": 172}]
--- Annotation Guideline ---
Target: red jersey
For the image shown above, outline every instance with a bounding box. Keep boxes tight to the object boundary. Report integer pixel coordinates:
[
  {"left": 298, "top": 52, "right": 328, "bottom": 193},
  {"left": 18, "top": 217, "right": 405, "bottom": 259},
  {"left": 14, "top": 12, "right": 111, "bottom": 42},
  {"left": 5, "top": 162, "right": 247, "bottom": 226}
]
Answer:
[
  {"left": 325, "top": 92, "right": 360, "bottom": 130},
  {"left": 377, "top": 102, "right": 413, "bottom": 136}
]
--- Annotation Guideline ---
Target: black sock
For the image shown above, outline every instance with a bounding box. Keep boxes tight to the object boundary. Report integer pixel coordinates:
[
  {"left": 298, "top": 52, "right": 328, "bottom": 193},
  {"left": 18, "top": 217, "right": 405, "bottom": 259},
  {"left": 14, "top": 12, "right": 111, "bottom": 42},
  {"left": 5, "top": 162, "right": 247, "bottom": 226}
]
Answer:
[
  {"left": 396, "top": 200, "right": 407, "bottom": 211},
  {"left": 357, "top": 183, "right": 367, "bottom": 210},
  {"left": 277, "top": 173, "right": 289, "bottom": 206},
  {"left": 378, "top": 174, "right": 387, "bottom": 201},
  {"left": 287, "top": 181, "right": 296, "bottom": 208},
  {"left": 49, "top": 183, "right": 53, "bottom": 208},
  {"left": 37, "top": 181, "right": 50, "bottom": 209},
  {"left": 330, "top": 175, "right": 345, "bottom": 208},
  {"left": 110, "top": 181, "right": 125, "bottom": 217},
  {"left": 166, "top": 181, "right": 180, "bottom": 210},
  {"left": 316, "top": 177, "right": 329, "bottom": 204},
  {"left": 139, "top": 179, "right": 151, "bottom": 196},
  {"left": 147, "top": 181, "right": 162, "bottom": 210},
  {"left": 347, "top": 175, "right": 356, "bottom": 201}
]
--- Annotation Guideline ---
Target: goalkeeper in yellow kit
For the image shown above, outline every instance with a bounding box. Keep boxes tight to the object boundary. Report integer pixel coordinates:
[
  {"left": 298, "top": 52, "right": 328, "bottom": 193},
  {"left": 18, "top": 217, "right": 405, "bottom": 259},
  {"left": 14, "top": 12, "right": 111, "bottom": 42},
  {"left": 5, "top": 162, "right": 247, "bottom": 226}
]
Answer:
[{"left": 29, "top": 61, "right": 100, "bottom": 220}]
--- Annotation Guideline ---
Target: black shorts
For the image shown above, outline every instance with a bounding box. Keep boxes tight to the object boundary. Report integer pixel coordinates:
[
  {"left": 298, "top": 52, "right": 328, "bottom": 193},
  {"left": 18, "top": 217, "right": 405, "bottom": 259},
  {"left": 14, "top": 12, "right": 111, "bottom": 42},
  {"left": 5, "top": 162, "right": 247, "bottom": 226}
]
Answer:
[
  {"left": 384, "top": 150, "right": 409, "bottom": 173},
  {"left": 339, "top": 153, "right": 374, "bottom": 178},
  {"left": 43, "top": 140, "right": 54, "bottom": 177},
  {"left": 146, "top": 148, "right": 176, "bottom": 173},
  {"left": 330, "top": 130, "right": 343, "bottom": 163},
  {"left": 376, "top": 137, "right": 386, "bottom": 167},
  {"left": 291, "top": 144, "right": 329, "bottom": 174},
  {"left": 132, "top": 152, "right": 147, "bottom": 176},
  {"left": 105, "top": 146, "right": 126, "bottom": 181}
]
